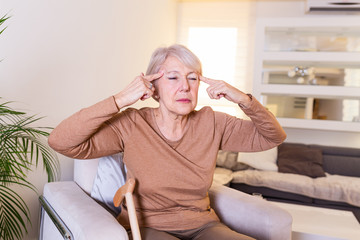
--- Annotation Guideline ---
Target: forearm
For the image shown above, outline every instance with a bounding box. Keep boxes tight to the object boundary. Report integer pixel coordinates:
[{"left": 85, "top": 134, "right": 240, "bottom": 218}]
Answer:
[
  {"left": 240, "top": 96, "right": 286, "bottom": 147},
  {"left": 220, "top": 96, "right": 286, "bottom": 152},
  {"left": 48, "top": 96, "right": 121, "bottom": 159}
]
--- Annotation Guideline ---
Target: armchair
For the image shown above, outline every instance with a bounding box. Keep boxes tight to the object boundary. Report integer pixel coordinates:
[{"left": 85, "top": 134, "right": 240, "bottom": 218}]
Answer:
[{"left": 39, "top": 157, "right": 292, "bottom": 240}]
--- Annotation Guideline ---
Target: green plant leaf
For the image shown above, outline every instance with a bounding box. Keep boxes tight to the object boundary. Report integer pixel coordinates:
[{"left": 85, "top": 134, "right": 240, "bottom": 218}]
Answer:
[
  {"left": 0, "top": 14, "right": 10, "bottom": 36},
  {"left": 0, "top": 100, "right": 60, "bottom": 239},
  {"left": 0, "top": 184, "right": 31, "bottom": 240}
]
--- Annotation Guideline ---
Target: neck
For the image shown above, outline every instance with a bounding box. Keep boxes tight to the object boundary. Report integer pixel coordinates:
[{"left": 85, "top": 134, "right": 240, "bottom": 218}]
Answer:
[{"left": 153, "top": 107, "right": 189, "bottom": 141}]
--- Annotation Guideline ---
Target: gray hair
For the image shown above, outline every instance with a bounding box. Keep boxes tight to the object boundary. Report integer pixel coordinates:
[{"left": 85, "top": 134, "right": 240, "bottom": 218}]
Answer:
[{"left": 146, "top": 44, "right": 202, "bottom": 76}]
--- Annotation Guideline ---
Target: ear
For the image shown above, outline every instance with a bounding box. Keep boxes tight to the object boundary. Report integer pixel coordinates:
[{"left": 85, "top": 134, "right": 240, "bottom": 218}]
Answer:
[
  {"left": 152, "top": 83, "right": 160, "bottom": 102},
  {"left": 152, "top": 93, "right": 160, "bottom": 102}
]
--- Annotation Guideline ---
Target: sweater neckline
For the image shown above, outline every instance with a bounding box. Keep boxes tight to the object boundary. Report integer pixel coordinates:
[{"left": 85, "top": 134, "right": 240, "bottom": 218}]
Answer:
[{"left": 150, "top": 108, "right": 192, "bottom": 148}]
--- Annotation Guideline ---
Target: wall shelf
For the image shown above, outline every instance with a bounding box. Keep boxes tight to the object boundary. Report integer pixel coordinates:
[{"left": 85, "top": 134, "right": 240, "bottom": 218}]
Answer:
[
  {"left": 254, "top": 17, "right": 360, "bottom": 132},
  {"left": 259, "top": 85, "right": 359, "bottom": 99},
  {"left": 277, "top": 118, "right": 360, "bottom": 133},
  {"left": 263, "top": 52, "right": 360, "bottom": 67}
]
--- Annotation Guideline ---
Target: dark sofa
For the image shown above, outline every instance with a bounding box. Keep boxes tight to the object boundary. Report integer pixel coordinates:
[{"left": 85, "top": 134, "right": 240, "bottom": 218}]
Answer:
[{"left": 229, "top": 142, "right": 360, "bottom": 222}]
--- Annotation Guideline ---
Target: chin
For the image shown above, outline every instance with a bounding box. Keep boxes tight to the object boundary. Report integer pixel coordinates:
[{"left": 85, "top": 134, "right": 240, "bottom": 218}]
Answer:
[{"left": 175, "top": 104, "right": 196, "bottom": 115}]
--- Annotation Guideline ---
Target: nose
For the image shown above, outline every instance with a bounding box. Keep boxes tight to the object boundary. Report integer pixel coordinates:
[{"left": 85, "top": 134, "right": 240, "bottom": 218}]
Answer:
[{"left": 179, "top": 77, "right": 190, "bottom": 92}]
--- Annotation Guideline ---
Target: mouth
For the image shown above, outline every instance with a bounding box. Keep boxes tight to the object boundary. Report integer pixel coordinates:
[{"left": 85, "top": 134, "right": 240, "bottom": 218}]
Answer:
[{"left": 176, "top": 98, "right": 191, "bottom": 103}]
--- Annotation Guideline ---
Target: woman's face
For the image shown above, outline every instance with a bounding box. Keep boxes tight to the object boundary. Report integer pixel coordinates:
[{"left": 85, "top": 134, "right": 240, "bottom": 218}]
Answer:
[{"left": 156, "top": 56, "right": 200, "bottom": 117}]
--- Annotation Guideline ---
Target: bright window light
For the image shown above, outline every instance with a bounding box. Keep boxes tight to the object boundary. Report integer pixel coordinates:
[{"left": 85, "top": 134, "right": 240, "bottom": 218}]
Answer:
[
  {"left": 188, "top": 27, "right": 238, "bottom": 84},
  {"left": 188, "top": 27, "right": 240, "bottom": 115}
]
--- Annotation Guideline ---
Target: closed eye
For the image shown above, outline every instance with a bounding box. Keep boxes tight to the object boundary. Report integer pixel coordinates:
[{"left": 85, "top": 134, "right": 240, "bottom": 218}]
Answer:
[
  {"left": 167, "top": 77, "right": 177, "bottom": 80},
  {"left": 187, "top": 73, "right": 199, "bottom": 81}
]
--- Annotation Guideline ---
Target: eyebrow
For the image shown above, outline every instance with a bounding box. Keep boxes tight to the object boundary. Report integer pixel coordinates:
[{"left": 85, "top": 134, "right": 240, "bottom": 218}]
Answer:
[
  {"left": 166, "top": 70, "right": 197, "bottom": 75},
  {"left": 166, "top": 71, "right": 179, "bottom": 74}
]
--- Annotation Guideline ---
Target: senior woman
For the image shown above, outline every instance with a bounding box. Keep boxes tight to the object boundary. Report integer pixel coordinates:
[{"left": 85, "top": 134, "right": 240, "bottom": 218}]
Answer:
[{"left": 48, "top": 44, "right": 286, "bottom": 240}]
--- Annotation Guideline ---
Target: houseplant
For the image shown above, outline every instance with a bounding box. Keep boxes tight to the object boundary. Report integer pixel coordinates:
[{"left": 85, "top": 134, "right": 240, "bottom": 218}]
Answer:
[{"left": 0, "top": 14, "right": 60, "bottom": 240}]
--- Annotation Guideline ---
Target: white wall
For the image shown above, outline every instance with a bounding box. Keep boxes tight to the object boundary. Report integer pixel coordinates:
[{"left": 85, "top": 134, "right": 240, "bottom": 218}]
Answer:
[{"left": 0, "top": 0, "right": 177, "bottom": 239}]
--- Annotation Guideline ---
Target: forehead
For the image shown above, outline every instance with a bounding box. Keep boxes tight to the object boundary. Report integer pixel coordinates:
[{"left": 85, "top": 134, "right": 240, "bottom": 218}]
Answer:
[{"left": 161, "top": 56, "right": 196, "bottom": 73}]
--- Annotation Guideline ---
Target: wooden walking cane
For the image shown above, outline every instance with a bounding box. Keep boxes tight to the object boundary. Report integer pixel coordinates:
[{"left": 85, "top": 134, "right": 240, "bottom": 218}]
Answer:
[{"left": 113, "top": 178, "right": 141, "bottom": 240}]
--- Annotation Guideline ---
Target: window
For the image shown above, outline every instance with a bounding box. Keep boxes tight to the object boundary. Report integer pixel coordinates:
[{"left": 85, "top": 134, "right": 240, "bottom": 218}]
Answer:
[
  {"left": 177, "top": 1, "right": 255, "bottom": 117},
  {"left": 188, "top": 27, "right": 238, "bottom": 115}
]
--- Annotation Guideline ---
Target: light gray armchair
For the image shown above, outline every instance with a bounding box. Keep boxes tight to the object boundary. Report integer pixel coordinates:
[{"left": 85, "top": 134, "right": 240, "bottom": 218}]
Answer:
[{"left": 39, "top": 157, "right": 292, "bottom": 240}]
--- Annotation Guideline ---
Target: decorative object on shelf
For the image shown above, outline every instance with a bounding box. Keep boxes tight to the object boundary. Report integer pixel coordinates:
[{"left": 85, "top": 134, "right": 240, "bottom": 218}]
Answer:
[{"left": 287, "top": 66, "right": 316, "bottom": 84}]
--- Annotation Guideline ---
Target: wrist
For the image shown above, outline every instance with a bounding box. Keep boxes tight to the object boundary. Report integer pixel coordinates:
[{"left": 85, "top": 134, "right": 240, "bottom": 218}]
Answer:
[
  {"left": 113, "top": 92, "right": 128, "bottom": 110},
  {"left": 238, "top": 94, "right": 252, "bottom": 109}
]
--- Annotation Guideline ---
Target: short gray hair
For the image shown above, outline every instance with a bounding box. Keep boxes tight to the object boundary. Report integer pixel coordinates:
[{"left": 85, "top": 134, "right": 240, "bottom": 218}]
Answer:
[{"left": 146, "top": 44, "right": 202, "bottom": 75}]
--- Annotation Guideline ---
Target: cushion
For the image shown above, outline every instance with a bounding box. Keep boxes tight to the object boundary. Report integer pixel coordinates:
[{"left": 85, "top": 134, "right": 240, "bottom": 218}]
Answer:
[
  {"left": 216, "top": 150, "right": 238, "bottom": 169},
  {"left": 232, "top": 170, "right": 360, "bottom": 207},
  {"left": 213, "top": 167, "right": 233, "bottom": 186},
  {"left": 314, "top": 173, "right": 360, "bottom": 207},
  {"left": 236, "top": 147, "right": 278, "bottom": 171},
  {"left": 232, "top": 170, "right": 315, "bottom": 197},
  {"left": 90, "top": 153, "right": 127, "bottom": 215},
  {"left": 277, "top": 144, "right": 326, "bottom": 178},
  {"left": 216, "top": 150, "right": 253, "bottom": 171}
]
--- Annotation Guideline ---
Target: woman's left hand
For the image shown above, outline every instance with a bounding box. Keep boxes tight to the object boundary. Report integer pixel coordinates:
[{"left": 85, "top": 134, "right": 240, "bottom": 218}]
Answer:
[{"left": 200, "top": 76, "right": 251, "bottom": 107}]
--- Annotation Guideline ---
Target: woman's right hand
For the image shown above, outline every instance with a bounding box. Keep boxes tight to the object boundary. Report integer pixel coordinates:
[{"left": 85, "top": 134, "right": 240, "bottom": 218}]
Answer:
[{"left": 114, "top": 71, "right": 163, "bottom": 109}]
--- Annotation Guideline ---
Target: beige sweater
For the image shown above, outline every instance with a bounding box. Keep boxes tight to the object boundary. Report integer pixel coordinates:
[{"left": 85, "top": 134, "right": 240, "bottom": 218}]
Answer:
[{"left": 48, "top": 96, "right": 286, "bottom": 231}]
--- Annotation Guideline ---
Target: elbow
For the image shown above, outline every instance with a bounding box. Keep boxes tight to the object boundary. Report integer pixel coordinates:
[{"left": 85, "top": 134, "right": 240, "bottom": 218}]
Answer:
[
  {"left": 47, "top": 132, "right": 75, "bottom": 158},
  {"left": 47, "top": 135, "right": 54, "bottom": 148},
  {"left": 47, "top": 130, "right": 63, "bottom": 153},
  {"left": 278, "top": 128, "right": 287, "bottom": 145},
  {"left": 268, "top": 126, "right": 287, "bottom": 147},
  {"left": 281, "top": 132, "right": 287, "bottom": 143},
  {"left": 48, "top": 130, "right": 90, "bottom": 159},
  {"left": 47, "top": 132, "right": 57, "bottom": 151}
]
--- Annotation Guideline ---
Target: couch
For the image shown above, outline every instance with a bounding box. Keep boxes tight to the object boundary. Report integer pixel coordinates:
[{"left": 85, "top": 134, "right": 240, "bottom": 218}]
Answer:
[
  {"left": 214, "top": 142, "right": 360, "bottom": 223},
  {"left": 39, "top": 155, "right": 293, "bottom": 240}
]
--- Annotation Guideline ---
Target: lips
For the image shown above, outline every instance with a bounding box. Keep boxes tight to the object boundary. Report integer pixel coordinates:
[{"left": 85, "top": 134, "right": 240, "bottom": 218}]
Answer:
[{"left": 176, "top": 98, "right": 191, "bottom": 103}]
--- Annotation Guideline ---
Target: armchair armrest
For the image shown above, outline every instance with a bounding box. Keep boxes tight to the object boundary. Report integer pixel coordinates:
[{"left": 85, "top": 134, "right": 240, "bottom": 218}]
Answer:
[
  {"left": 209, "top": 184, "right": 292, "bottom": 240},
  {"left": 41, "top": 181, "right": 128, "bottom": 240}
]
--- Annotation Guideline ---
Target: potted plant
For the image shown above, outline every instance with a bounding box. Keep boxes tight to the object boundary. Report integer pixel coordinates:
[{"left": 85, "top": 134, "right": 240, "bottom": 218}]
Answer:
[{"left": 0, "top": 14, "right": 60, "bottom": 240}]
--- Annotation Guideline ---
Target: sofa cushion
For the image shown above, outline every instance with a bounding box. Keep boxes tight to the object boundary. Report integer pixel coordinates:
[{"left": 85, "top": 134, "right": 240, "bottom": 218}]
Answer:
[
  {"left": 277, "top": 144, "right": 326, "bottom": 178},
  {"left": 323, "top": 155, "right": 360, "bottom": 178},
  {"left": 313, "top": 174, "right": 360, "bottom": 208},
  {"left": 217, "top": 150, "right": 252, "bottom": 171},
  {"left": 213, "top": 167, "right": 234, "bottom": 186},
  {"left": 231, "top": 183, "right": 313, "bottom": 204},
  {"left": 309, "top": 144, "right": 360, "bottom": 177},
  {"left": 217, "top": 151, "right": 237, "bottom": 169},
  {"left": 90, "top": 153, "right": 126, "bottom": 215},
  {"left": 232, "top": 170, "right": 360, "bottom": 207},
  {"left": 237, "top": 147, "right": 278, "bottom": 172},
  {"left": 232, "top": 170, "right": 315, "bottom": 199}
]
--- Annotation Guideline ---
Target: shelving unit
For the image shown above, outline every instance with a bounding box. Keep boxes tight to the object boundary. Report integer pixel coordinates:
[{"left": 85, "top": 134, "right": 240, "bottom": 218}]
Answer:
[{"left": 253, "top": 17, "right": 360, "bottom": 132}]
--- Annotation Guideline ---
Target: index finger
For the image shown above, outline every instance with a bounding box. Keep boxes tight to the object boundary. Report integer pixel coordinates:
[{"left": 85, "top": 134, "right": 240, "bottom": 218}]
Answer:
[
  {"left": 145, "top": 71, "right": 164, "bottom": 82},
  {"left": 199, "top": 76, "right": 216, "bottom": 85}
]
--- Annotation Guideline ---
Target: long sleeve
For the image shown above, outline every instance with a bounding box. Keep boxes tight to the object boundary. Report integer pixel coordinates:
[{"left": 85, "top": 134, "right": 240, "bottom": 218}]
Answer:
[
  {"left": 47, "top": 95, "right": 286, "bottom": 232},
  {"left": 218, "top": 97, "right": 286, "bottom": 152},
  {"left": 48, "top": 96, "right": 124, "bottom": 159}
]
